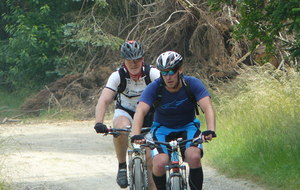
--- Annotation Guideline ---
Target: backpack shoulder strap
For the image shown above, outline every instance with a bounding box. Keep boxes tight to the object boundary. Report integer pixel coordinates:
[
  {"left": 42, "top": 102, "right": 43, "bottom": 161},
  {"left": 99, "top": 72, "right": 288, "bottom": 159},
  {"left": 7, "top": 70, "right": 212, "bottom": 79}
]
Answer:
[
  {"left": 152, "top": 78, "right": 164, "bottom": 109},
  {"left": 117, "top": 65, "right": 130, "bottom": 94},
  {"left": 181, "top": 75, "right": 200, "bottom": 115},
  {"left": 143, "top": 64, "right": 152, "bottom": 85},
  {"left": 118, "top": 64, "right": 151, "bottom": 94}
]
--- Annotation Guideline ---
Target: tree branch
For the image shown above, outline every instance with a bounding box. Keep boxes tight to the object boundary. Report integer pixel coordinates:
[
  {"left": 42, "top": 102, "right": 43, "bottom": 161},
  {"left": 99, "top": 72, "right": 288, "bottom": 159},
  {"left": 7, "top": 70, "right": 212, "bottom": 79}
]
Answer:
[{"left": 147, "top": 10, "right": 186, "bottom": 31}]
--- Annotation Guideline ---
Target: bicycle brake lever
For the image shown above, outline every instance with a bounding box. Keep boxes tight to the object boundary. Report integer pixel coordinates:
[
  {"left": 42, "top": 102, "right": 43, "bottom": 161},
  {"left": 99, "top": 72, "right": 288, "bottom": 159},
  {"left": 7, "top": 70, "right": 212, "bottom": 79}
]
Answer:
[
  {"left": 148, "top": 144, "right": 157, "bottom": 150},
  {"left": 193, "top": 136, "right": 201, "bottom": 141},
  {"left": 144, "top": 140, "right": 156, "bottom": 150},
  {"left": 192, "top": 137, "right": 203, "bottom": 144}
]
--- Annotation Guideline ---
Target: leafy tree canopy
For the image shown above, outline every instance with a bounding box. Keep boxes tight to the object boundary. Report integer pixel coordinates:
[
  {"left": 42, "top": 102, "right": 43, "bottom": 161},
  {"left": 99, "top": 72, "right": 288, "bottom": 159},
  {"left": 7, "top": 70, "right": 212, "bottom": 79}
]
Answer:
[
  {"left": 209, "top": 0, "right": 300, "bottom": 57},
  {"left": 1, "top": 0, "right": 299, "bottom": 92},
  {"left": 0, "top": 0, "right": 123, "bottom": 91}
]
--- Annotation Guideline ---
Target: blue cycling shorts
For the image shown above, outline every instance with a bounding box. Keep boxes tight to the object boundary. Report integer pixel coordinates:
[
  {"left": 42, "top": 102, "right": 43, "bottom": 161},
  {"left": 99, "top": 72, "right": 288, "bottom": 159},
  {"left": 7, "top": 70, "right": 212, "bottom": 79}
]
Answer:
[{"left": 150, "top": 118, "right": 203, "bottom": 159}]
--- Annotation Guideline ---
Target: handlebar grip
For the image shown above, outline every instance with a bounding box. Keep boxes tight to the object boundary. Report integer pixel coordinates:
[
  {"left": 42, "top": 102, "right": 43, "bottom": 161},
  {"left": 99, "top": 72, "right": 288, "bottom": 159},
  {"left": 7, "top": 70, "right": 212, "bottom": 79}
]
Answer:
[{"left": 202, "top": 130, "right": 217, "bottom": 138}]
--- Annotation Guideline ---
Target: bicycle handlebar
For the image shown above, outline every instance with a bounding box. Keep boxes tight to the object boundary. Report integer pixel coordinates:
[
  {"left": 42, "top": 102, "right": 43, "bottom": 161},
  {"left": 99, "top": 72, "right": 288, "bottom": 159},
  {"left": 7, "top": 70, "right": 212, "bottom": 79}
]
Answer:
[
  {"left": 143, "top": 132, "right": 216, "bottom": 149},
  {"left": 105, "top": 127, "right": 151, "bottom": 137},
  {"left": 144, "top": 136, "right": 203, "bottom": 150}
]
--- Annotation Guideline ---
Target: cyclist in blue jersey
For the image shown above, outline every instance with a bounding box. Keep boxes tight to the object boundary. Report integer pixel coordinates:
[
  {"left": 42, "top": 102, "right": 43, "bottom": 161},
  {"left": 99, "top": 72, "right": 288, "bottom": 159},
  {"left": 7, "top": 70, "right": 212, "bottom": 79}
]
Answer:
[{"left": 131, "top": 51, "right": 216, "bottom": 190}]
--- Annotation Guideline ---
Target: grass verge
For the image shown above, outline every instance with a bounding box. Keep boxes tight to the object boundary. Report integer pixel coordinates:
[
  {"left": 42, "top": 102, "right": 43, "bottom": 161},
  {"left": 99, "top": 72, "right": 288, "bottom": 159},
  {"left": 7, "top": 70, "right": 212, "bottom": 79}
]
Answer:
[
  {"left": 0, "top": 89, "right": 35, "bottom": 119},
  {"left": 204, "top": 66, "right": 300, "bottom": 190},
  {"left": 0, "top": 88, "right": 91, "bottom": 122}
]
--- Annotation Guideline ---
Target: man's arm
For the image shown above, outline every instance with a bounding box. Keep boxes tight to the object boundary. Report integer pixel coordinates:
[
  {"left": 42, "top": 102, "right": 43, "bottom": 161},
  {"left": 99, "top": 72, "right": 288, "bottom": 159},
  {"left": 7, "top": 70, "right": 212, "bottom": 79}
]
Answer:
[
  {"left": 95, "top": 88, "right": 117, "bottom": 123},
  {"left": 132, "top": 101, "right": 151, "bottom": 136},
  {"left": 198, "top": 96, "right": 216, "bottom": 139}
]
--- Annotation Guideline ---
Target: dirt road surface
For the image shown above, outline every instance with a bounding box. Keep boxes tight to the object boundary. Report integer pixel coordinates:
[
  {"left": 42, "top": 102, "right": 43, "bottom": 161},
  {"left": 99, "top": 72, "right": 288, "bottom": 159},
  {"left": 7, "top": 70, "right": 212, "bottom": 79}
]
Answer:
[{"left": 0, "top": 120, "right": 264, "bottom": 190}]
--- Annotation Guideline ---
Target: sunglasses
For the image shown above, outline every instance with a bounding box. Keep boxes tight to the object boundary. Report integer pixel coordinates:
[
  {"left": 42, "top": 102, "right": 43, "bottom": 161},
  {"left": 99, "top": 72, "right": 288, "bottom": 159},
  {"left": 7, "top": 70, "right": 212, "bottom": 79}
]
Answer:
[{"left": 160, "top": 68, "right": 178, "bottom": 76}]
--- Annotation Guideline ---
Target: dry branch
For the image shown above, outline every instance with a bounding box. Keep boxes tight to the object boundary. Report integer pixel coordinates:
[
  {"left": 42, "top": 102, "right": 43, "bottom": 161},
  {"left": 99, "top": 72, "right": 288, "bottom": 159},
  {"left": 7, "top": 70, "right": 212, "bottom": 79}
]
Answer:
[
  {"left": 1, "top": 117, "right": 22, "bottom": 124},
  {"left": 234, "top": 51, "right": 252, "bottom": 65},
  {"left": 45, "top": 85, "right": 62, "bottom": 110},
  {"left": 148, "top": 10, "right": 186, "bottom": 30}
]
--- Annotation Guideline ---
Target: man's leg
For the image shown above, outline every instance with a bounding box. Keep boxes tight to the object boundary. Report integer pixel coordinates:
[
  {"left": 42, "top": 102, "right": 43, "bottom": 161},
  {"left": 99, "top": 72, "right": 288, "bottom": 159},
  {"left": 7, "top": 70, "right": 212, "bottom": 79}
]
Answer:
[
  {"left": 189, "top": 167, "right": 203, "bottom": 190},
  {"left": 146, "top": 147, "right": 156, "bottom": 190},
  {"left": 113, "top": 116, "right": 131, "bottom": 188},
  {"left": 185, "top": 147, "right": 203, "bottom": 190},
  {"left": 152, "top": 154, "right": 169, "bottom": 190},
  {"left": 152, "top": 174, "right": 166, "bottom": 190}
]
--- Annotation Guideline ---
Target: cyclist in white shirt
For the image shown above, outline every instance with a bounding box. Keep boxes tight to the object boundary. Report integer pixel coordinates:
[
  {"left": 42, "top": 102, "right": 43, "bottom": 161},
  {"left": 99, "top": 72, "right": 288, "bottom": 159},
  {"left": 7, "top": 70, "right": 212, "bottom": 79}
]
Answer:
[{"left": 94, "top": 40, "right": 160, "bottom": 189}]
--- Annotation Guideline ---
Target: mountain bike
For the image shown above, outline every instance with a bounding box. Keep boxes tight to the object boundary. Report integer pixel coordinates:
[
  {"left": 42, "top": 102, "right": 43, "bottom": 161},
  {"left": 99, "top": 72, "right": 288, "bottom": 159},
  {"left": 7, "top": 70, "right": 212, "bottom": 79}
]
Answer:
[
  {"left": 105, "top": 127, "right": 151, "bottom": 190},
  {"left": 145, "top": 135, "right": 206, "bottom": 190}
]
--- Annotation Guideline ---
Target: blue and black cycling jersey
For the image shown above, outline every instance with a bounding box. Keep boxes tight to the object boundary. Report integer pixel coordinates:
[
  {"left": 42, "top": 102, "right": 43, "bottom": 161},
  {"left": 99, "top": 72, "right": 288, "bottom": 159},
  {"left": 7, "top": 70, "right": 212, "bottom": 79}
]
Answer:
[{"left": 139, "top": 75, "right": 210, "bottom": 128}]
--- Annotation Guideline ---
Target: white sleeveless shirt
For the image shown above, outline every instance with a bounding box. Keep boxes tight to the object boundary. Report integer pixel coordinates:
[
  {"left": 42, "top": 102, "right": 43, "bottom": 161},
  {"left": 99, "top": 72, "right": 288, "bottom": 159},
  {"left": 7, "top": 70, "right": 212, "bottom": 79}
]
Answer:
[{"left": 105, "top": 67, "right": 160, "bottom": 112}]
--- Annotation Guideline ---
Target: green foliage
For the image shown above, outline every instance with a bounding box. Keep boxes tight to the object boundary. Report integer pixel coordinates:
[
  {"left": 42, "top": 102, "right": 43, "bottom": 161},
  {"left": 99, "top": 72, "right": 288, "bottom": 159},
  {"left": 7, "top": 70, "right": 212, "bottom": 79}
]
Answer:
[
  {"left": 206, "top": 66, "right": 300, "bottom": 189},
  {"left": 58, "top": 1, "right": 124, "bottom": 74},
  {"left": 208, "top": 0, "right": 300, "bottom": 57},
  {"left": 61, "top": 0, "right": 134, "bottom": 51},
  {"left": 1, "top": 0, "right": 71, "bottom": 90},
  {"left": 63, "top": 22, "right": 123, "bottom": 51},
  {"left": 0, "top": 0, "right": 121, "bottom": 90},
  {"left": 0, "top": 0, "right": 154, "bottom": 91}
]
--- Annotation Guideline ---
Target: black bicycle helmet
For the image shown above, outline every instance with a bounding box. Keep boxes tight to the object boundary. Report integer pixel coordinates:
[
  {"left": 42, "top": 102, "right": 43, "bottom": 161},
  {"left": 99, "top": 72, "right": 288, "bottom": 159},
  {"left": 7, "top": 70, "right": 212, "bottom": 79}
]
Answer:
[
  {"left": 156, "top": 51, "right": 183, "bottom": 70},
  {"left": 120, "top": 40, "right": 144, "bottom": 60}
]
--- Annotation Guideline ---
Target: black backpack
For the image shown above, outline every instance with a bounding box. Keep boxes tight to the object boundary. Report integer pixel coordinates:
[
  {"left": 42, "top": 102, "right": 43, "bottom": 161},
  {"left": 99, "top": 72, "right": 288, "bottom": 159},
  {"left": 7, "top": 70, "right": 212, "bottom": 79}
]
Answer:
[
  {"left": 116, "top": 64, "right": 152, "bottom": 94},
  {"left": 115, "top": 64, "right": 154, "bottom": 127}
]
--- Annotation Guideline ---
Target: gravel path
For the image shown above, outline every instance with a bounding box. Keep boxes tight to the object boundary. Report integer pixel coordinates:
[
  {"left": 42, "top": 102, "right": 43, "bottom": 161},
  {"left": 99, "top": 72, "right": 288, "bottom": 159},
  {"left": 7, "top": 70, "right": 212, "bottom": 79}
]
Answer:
[{"left": 0, "top": 120, "right": 264, "bottom": 190}]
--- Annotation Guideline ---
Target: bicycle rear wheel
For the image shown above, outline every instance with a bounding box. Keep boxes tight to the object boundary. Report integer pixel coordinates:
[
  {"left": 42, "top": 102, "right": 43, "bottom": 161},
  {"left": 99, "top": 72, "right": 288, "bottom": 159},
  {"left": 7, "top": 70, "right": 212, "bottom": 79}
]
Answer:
[{"left": 132, "top": 158, "right": 144, "bottom": 190}]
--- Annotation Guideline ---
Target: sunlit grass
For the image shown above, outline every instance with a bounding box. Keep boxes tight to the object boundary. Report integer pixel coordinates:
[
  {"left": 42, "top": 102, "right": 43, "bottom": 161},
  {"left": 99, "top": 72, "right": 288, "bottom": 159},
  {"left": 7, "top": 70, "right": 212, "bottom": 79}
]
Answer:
[
  {"left": 205, "top": 66, "right": 300, "bottom": 189},
  {"left": 0, "top": 89, "right": 35, "bottom": 119},
  {"left": 36, "top": 108, "right": 85, "bottom": 120},
  {"left": 0, "top": 88, "right": 88, "bottom": 122}
]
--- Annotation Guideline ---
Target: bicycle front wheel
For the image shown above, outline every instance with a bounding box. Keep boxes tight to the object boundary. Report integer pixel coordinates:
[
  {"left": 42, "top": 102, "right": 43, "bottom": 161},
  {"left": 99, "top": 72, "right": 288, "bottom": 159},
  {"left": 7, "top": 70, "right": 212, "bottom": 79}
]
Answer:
[
  {"left": 132, "top": 158, "right": 144, "bottom": 190},
  {"left": 170, "top": 176, "right": 183, "bottom": 190}
]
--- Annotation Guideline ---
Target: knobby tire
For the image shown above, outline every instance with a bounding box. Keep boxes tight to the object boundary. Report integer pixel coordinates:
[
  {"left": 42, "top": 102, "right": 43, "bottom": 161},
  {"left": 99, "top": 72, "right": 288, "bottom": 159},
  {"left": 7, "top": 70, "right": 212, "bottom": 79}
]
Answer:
[
  {"left": 133, "top": 158, "right": 144, "bottom": 190},
  {"left": 170, "top": 176, "right": 182, "bottom": 190}
]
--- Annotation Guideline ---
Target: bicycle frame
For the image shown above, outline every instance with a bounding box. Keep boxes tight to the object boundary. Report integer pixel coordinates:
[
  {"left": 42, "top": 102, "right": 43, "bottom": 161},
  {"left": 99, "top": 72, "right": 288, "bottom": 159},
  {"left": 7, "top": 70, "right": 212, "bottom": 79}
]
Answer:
[
  {"left": 165, "top": 139, "right": 187, "bottom": 190},
  {"left": 146, "top": 137, "right": 203, "bottom": 190}
]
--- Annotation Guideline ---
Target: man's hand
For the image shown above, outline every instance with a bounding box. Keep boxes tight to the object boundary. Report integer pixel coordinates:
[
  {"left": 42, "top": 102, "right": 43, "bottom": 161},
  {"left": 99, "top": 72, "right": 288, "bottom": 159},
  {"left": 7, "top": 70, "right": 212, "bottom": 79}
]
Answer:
[
  {"left": 94, "top": 123, "right": 108, "bottom": 133},
  {"left": 131, "top": 135, "right": 145, "bottom": 143},
  {"left": 201, "top": 130, "right": 216, "bottom": 141}
]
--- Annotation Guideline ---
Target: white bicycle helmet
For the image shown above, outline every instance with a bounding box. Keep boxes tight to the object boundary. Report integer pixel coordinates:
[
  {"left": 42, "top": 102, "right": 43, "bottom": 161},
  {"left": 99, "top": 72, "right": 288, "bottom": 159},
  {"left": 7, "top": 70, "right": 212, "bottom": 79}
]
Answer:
[
  {"left": 156, "top": 51, "right": 183, "bottom": 70},
  {"left": 120, "top": 40, "right": 144, "bottom": 60}
]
